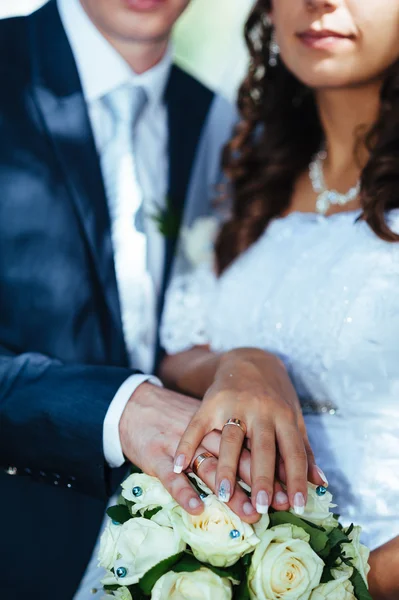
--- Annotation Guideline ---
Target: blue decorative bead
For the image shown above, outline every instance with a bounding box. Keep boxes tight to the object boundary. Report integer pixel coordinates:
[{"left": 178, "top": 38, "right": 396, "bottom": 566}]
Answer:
[
  {"left": 132, "top": 486, "right": 143, "bottom": 497},
  {"left": 230, "top": 529, "right": 241, "bottom": 539},
  {"left": 112, "top": 520, "right": 120, "bottom": 526},
  {"left": 316, "top": 485, "right": 327, "bottom": 497},
  {"left": 116, "top": 567, "right": 128, "bottom": 579}
]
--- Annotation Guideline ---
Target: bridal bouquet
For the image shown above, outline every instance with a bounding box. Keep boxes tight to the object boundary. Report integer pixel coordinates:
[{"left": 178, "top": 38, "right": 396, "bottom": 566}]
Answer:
[{"left": 98, "top": 472, "right": 371, "bottom": 600}]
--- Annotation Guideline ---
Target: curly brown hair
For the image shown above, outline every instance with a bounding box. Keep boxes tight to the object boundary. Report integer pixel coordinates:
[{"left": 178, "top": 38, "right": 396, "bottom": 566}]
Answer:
[{"left": 215, "top": 0, "right": 399, "bottom": 274}]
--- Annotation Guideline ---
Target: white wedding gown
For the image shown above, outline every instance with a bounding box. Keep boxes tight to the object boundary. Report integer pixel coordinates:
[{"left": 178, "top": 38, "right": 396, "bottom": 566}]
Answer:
[{"left": 161, "top": 209, "right": 399, "bottom": 550}]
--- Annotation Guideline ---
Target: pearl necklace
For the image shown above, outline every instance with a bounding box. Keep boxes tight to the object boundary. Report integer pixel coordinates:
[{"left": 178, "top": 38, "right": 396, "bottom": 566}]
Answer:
[{"left": 309, "top": 149, "right": 360, "bottom": 215}]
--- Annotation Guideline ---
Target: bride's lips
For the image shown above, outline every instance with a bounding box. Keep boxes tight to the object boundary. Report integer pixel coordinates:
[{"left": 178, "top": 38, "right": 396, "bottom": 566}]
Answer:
[
  {"left": 123, "top": 0, "right": 166, "bottom": 12},
  {"left": 297, "top": 29, "right": 355, "bottom": 50}
]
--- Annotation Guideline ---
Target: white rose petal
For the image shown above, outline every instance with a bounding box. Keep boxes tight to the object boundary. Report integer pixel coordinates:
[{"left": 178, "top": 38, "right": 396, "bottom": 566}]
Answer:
[
  {"left": 170, "top": 494, "right": 259, "bottom": 567},
  {"left": 291, "top": 484, "right": 338, "bottom": 532},
  {"left": 121, "top": 473, "right": 175, "bottom": 515},
  {"left": 181, "top": 216, "right": 219, "bottom": 267},
  {"left": 102, "top": 518, "right": 186, "bottom": 587},
  {"left": 248, "top": 524, "right": 324, "bottom": 600},
  {"left": 151, "top": 567, "right": 233, "bottom": 600},
  {"left": 98, "top": 521, "right": 123, "bottom": 570},
  {"left": 310, "top": 576, "right": 356, "bottom": 600}
]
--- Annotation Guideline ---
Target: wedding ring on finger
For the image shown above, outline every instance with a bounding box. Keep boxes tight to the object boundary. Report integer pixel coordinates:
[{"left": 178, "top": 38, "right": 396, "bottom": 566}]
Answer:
[
  {"left": 223, "top": 418, "right": 247, "bottom": 437},
  {"left": 192, "top": 452, "right": 215, "bottom": 476}
]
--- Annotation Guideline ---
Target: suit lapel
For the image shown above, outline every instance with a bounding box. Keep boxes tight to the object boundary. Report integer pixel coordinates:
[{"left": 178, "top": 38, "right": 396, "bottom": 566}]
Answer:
[{"left": 28, "top": 1, "right": 126, "bottom": 361}]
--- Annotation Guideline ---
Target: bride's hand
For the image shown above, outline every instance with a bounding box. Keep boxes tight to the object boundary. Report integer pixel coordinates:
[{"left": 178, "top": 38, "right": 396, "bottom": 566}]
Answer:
[{"left": 172, "top": 348, "right": 327, "bottom": 515}]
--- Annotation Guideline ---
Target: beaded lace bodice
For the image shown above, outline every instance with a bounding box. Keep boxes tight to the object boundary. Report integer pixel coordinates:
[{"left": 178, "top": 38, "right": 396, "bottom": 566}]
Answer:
[{"left": 161, "top": 210, "right": 399, "bottom": 549}]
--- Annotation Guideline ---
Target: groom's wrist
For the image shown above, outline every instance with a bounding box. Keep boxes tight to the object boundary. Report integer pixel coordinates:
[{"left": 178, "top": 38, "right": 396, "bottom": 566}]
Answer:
[{"left": 103, "top": 374, "right": 162, "bottom": 468}]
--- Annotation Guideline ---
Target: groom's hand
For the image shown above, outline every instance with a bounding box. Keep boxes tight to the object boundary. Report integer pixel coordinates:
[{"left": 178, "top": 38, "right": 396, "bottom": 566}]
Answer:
[{"left": 119, "top": 383, "right": 259, "bottom": 523}]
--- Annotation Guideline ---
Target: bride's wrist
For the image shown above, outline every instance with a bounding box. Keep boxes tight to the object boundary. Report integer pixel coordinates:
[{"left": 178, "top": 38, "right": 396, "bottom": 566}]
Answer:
[{"left": 219, "top": 347, "right": 286, "bottom": 374}]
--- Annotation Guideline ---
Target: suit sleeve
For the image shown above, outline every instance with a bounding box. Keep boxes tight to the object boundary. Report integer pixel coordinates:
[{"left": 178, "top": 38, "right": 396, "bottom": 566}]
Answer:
[{"left": 0, "top": 346, "right": 137, "bottom": 498}]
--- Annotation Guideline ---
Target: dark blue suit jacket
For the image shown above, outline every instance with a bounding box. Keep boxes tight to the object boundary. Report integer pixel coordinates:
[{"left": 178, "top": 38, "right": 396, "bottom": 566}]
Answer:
[{"left": 0, "top": 2, "right": 218, "bottom": 597}]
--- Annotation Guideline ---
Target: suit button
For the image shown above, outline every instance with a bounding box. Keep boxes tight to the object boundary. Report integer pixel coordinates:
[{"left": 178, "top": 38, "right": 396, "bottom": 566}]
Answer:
[{"left": 5, "top": 466, "right": 18, "bottom": 475}]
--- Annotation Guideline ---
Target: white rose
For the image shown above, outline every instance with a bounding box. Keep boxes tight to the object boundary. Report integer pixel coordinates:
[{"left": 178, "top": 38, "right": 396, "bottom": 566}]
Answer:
[
  {"left": 98, "top": 521, "right": 122, "bottom": 570},
  {"left": 151, "top": 567, "right": 233, "bottom": 600},
  {"left": 121, "top": 473, "right": 175, "bottom": 515},
  {"left": 101, "top": 518, "right": 186, "bottom": 587},
  {"left": 310, "top": 576, "right": 356, "bottom": 600},
  {"left": 170, "top": 494, "right": 259, "bottom": 567},
  {"left": 248, "top": 524, "right": 324, "bottom": 600},
  {"left": 181, "top": 216, "right": 219, "bottom": 267},
  {"left": 291, "top": 484, "right": 338, "bottom": 531},
  {"left": 338, "top": 526, "right": 370, "bottom": 585}
]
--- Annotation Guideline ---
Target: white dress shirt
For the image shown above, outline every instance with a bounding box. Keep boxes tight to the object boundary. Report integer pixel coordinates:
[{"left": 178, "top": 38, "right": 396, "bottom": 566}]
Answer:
[{"left": 57, "top": 0, "right": 169, "bottom": 468}]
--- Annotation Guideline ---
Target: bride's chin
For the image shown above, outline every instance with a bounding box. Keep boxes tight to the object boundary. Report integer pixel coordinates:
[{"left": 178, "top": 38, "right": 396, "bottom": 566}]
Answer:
[{"left": 291, "top": 70, "right": 374, "bottom": 93}]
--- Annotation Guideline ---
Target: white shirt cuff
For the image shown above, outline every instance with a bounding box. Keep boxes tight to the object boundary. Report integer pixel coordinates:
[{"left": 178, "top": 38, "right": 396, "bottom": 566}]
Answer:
[{"left": 103, "top": 374, "right": 163, "bottom": 468}]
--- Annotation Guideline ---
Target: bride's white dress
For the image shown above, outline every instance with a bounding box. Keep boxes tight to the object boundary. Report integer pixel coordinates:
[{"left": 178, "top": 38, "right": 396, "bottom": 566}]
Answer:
[{"left": 161, "top": 209, "right": 399, "bottom": 550}]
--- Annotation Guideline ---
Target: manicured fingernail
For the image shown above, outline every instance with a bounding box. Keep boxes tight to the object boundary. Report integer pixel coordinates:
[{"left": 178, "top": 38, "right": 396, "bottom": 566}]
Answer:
[
  {"left": 243, "top": 501, "right": 256, "bottom": 516},
  {"left": 173, "top": 454, "right": 185, "bottom": 474},
  {"left": 256, "top": 491, "right": 269, "bottom": 514},
  {"left": 316, "top": 466, "right": 328, "bottom": 486},
  {"left": 188, "top": 497, "right": 202, "bottom": 510},
  {"left": 294, "top": 492, "right": 305, "bottom": 515},
  {"left": 275, "top": 491, "right": 289, "bottom": 505},
  {"left": 218, "top": 479, "right": 231, "bottom": 503}
]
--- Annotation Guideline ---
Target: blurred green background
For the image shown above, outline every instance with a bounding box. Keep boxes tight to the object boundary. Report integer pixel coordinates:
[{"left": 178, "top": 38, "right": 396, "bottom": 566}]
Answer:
[{"left": 0, "top": 0, "right": 252, "bottom": 100}]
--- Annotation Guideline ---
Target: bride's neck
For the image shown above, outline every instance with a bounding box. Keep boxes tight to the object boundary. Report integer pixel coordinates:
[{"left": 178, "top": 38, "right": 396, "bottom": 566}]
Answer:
[{"left": 315, "top": 82, "right": 381, "bottom": 173}]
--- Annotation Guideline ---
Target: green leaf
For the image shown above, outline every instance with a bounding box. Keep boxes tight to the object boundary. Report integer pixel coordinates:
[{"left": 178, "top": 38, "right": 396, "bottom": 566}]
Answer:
[
  {"left": 142, "top": 507, "right": 163, "bottom": 520},
  {"left": 172, "top": 552, "right": 243, "bottom": 583},
  {"left": 128, "top": 583, "right": 149, "bottom": 599},
  {"left": 138, "top": 552, "right": 184, "bottom": 595},
  {"left": 350, "top": 567, "right": 373, "bottom": 600},
  {"left": 241, "top": 553, "right": 252, "bottom": 569},
  {"left": 235, "top": 578, "right": 250, "bottom": 600},
  {"left": 319, "top": 528, "right": 350, "bottom": 560},
  {"left": 320, "top": 566, "right": 333, "bottom": 584},
  {"left": 103, "top": 584, "right": 120, "bottom": 592},
  {"left": 269, "top": 511, "right": 329, "bottom": 553},
  {"left": 151, "top": 196, "right": 181, "bottom": 240},
  {"left": 106, "top": 504, "right": 131, "bottom": 525},
  {"left": 345, "top": 523, "right": 355, "bottom": 537}
]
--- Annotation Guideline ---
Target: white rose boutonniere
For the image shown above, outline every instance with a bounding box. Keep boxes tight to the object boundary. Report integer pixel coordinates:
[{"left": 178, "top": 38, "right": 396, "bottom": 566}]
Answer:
[
  {"left": 150, "top": 567, "right": 233, "bottom": 600},
  {"left": 310, "top": 576, "right": 356, "bottom": 600},
  {"left": 121, "top": 473, "right": 176, "bottom": 516},
  {"left": 170, "top": 494, "right": 259, "bottom": 567},
  {"left": 248, "top": 524, "right": 324, "bottom": 600},
  {"left": 180, "top": 216, "right": 219, "bottom": 267},
  {"left": 102, "top": 518, "right": 186, "bottom": 587}
]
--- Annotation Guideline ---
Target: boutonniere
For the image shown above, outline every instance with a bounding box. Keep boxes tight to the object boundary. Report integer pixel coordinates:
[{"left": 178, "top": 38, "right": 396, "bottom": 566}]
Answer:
[
  {"left": 152, "top": 197, "right": 181, "bottom": 240},
  {"left": 180, "top": 216, "right": 220, "bottom": 267}
]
